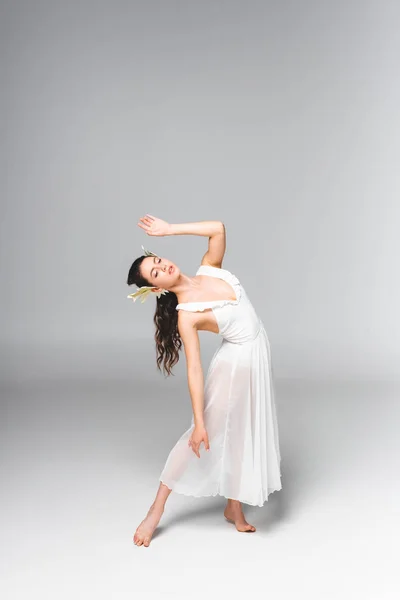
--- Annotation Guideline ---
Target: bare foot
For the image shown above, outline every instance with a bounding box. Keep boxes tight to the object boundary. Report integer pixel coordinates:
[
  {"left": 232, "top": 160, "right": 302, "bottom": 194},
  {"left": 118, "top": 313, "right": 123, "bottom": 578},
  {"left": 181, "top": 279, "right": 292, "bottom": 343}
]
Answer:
[
  {"left": 133, "top": 504, "right": 164, "bottom": 547},
  {"left": 224, "top": 501, "right": 256, "bottom": 532}
]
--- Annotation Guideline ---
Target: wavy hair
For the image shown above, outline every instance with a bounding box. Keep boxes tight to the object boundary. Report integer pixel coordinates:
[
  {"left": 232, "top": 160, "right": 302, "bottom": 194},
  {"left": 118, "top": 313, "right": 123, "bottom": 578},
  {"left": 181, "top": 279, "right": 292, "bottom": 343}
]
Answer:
[{"left": 127, "top": 254, "right": 182, "bottom": 377}]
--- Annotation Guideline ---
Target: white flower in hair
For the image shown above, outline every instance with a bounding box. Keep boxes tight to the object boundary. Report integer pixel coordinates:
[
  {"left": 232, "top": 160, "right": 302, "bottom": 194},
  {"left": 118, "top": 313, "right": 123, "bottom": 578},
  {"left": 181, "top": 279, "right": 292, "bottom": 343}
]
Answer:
[
  {"left": 127, "top": 244, "right": 170, "bottom": 303},
  {"left": 127, "top": 286, "right": 169, "bottom": 303},
  {"left": 141, "top": 244, "right": 158, "bottom": 258}
]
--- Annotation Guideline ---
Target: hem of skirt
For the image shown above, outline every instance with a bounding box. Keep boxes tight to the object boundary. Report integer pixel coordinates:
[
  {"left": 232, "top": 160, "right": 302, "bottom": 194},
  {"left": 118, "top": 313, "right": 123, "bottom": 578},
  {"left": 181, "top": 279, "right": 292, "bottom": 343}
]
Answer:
[{"left": 159, "top": 477, "right": 282, "bottom": 508}]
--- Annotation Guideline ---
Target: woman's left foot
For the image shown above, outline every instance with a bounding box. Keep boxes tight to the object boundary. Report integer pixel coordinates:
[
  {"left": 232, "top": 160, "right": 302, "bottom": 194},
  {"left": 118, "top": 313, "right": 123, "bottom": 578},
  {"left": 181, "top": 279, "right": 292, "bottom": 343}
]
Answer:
[{"left": 224, "top": 502, "right": 256, "bottom": 532}]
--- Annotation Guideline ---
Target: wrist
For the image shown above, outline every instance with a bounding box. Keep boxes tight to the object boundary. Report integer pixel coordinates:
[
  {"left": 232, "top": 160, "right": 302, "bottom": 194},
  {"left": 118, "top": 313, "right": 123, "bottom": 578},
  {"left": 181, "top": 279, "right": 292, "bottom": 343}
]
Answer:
[{"left": 168, "top": 223, "right": 186, "bottom": 236}]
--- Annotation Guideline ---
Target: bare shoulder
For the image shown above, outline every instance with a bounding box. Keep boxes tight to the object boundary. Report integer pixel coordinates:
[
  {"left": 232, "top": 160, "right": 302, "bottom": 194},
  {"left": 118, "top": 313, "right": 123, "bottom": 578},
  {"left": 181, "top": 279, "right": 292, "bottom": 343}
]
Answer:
[
  {"left": 177, "top": 309, "right": 199, "bottom": 333},
  {"left": 177, "top": 311, "right": 202, "bottom": 368},
  {"left": 177, "top": 306, "right": 217, "bottom": 336}
]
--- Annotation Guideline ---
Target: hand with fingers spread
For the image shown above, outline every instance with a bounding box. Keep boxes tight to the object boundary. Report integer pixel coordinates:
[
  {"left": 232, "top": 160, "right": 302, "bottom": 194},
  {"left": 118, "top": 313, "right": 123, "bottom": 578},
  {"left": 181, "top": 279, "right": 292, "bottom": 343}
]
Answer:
[
  {"left": 137, "top": 214, "right": 171, "bottom": 237},
  {"left": 188, "top": 424, "right": 210, "bottom": 458}
]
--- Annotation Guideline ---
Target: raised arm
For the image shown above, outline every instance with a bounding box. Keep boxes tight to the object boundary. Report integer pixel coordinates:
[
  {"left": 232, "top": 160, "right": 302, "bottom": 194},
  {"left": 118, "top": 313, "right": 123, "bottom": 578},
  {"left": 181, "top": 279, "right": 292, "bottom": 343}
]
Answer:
[
  {"left": 168, "top": 220, "right": 224, "bottom": 237},
  {"left": 138, "top": 215, "right": 226, "bottom": 268},
  {"left": 168, "top": 220, "right": 226, "bottom": 268}
]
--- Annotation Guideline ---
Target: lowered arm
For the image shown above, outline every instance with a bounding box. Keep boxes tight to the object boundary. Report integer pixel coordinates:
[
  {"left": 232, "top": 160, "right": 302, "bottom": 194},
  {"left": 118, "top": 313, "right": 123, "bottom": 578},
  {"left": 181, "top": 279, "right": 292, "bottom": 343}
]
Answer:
[{"left": 178, "top": 312, "right": 205, "bottom": 428}]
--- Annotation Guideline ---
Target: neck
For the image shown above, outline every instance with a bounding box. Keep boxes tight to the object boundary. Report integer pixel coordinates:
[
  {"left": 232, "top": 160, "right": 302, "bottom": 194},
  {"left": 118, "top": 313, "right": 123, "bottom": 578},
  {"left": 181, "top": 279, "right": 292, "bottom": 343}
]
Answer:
[{"left": 170, "top": 273, "right": 200, "bottom": 303}]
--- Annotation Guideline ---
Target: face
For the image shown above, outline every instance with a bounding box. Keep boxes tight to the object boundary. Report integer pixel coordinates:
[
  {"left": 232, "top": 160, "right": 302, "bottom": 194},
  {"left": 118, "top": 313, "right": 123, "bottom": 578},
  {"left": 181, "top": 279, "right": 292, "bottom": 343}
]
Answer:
[{"left": 141, "top": 255, "right": 179, "bottom": 290}]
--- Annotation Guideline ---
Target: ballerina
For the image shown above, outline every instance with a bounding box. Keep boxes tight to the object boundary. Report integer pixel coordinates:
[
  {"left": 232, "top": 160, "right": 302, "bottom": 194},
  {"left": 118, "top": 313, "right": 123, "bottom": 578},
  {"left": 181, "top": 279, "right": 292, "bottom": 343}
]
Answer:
[{"left": 127, "top": 215, "right": 282, "bottom": 547}]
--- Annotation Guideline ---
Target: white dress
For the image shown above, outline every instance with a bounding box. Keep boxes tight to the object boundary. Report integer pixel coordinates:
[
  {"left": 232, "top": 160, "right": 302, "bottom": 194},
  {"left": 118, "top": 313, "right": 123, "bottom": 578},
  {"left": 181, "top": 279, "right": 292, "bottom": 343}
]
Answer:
[{"left": 158, "top": 264, "right": 282, "bottom": 507}]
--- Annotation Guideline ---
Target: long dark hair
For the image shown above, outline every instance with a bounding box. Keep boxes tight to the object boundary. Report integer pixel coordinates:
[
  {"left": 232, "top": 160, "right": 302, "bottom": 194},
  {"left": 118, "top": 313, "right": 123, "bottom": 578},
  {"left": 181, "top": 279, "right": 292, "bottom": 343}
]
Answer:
[{"left": 127, "top": 254, "right": 182, "bottom": 377}]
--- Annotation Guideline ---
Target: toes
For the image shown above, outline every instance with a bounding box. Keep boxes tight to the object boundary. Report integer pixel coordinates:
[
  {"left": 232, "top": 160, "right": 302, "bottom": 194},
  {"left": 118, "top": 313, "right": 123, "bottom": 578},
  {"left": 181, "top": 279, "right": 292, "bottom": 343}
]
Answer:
[
  {"left": 134, "top": 535, "right": 143, "bottom": 546},
  {"left": 144, "top": 537, "right": 151, "bottom": 546}
]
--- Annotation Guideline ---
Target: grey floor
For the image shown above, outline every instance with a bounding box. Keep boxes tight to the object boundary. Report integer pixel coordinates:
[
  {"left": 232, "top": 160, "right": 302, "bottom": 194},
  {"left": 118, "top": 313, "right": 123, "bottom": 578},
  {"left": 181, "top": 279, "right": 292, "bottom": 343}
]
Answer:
[{"left": 1, "top": 344, "right": 399, "bottom": 599}]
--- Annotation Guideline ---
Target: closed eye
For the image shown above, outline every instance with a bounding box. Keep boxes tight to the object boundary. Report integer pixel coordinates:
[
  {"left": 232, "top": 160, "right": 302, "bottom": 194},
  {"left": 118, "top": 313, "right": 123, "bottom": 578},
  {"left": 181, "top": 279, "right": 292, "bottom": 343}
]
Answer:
[{"left": 153, "top": 257, "right": 161, "bottom": 278}]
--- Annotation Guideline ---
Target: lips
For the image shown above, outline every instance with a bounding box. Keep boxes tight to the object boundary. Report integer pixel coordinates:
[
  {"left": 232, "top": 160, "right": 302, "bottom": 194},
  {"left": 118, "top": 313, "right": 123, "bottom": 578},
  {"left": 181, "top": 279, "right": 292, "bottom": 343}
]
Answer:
[{"left": 169, "top": 265, "right": 174, "bottom": 274}]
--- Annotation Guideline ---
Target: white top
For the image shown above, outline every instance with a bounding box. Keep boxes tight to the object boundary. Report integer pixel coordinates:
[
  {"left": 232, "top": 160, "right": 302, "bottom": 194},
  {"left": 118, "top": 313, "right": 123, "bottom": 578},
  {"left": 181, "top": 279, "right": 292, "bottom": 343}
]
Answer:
[{"left": 175, "top": 264, "right": 242, "bottom": 312}]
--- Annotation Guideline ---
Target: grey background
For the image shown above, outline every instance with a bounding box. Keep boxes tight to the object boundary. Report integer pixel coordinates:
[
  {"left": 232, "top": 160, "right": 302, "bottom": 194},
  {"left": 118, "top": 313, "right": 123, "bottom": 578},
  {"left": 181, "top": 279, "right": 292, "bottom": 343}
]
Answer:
[{"left": 1, "top": 1, "right": 399, "bottom": 599}]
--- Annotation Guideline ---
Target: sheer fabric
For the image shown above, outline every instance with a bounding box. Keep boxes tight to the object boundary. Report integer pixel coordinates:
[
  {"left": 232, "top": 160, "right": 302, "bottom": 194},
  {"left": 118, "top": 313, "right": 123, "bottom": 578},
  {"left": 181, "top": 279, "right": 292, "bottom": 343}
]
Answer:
[{"left": 159, "top": 265, "right": 282, "bottom": 507}]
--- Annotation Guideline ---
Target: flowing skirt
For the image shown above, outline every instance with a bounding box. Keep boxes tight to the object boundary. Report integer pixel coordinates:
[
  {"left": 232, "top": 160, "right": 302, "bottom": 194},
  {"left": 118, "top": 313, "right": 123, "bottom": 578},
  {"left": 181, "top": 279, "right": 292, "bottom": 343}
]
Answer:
[{"left": 159, "top": 325, "right": 282, "bottom": 507}]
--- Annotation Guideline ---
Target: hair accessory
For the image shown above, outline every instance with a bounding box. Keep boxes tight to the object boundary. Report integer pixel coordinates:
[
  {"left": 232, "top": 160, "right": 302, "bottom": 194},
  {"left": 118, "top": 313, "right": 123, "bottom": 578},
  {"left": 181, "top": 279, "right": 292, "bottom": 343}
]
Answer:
[
  {"left": 141, "top": 244, "right": 158, "bottom": 258},
  {"left": 126, "top": 244, "right": 170, "bottom": 303}
]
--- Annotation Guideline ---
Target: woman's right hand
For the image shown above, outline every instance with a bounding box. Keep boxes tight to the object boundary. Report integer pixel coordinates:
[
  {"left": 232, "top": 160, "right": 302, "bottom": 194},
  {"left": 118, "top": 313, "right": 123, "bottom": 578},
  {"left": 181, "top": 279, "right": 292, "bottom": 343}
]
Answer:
[
  {"left": 137, "top": 214, "right": 171, "bottom": 237},
  {"left": 188, "top": 425, "right": 210, "bottom": 458}
]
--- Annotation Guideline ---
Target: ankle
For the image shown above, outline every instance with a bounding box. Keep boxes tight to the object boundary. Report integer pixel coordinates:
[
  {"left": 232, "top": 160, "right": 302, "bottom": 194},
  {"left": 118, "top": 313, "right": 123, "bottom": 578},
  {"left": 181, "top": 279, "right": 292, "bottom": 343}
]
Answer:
[{"left": 226, "top": 499, "right": 241, "bottom": 508}]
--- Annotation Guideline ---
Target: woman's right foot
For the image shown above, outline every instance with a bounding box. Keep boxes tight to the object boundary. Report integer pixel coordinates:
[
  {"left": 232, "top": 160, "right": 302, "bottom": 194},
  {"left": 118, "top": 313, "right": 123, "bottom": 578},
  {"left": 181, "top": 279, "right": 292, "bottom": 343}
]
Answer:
[{"left": 133, "top": 504, "right": 164, "bottom": 547}]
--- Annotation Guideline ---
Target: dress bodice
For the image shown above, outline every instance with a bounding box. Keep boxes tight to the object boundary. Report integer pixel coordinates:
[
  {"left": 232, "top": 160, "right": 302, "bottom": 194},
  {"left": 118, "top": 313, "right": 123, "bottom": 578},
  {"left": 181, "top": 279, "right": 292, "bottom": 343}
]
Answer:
[
  {"left": 176, "top": 265, "right": 261, "bottom": 344},
  {"left": 176, "top": 265, "right": 241, "bottom": 312}
]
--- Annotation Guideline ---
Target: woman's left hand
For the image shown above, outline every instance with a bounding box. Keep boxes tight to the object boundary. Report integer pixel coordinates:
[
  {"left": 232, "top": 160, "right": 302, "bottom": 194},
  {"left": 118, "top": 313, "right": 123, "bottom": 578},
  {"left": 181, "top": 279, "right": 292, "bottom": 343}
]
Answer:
[
  {"left": 137, "top": 214, "right": 171, "bottom": 237},
  {"left": 188, "top": 425, "right": 210, "bottom": 458}
]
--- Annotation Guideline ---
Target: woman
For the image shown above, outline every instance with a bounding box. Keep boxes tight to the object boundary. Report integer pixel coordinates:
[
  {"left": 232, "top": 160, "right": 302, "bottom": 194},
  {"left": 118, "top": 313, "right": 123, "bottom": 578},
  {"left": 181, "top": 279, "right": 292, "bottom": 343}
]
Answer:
[{"left": 127, "top": 215, "right": 282, "bottom": 547}]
